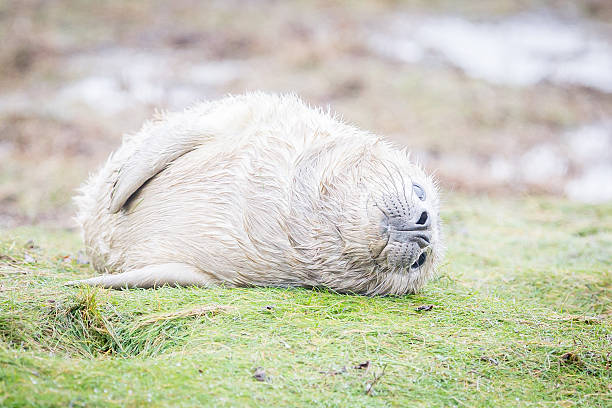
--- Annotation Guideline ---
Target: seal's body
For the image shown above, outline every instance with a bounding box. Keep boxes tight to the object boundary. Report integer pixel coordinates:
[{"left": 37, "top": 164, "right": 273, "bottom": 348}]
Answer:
[{"left": 73, "top": 93, "right": 442, "bottom": 295}]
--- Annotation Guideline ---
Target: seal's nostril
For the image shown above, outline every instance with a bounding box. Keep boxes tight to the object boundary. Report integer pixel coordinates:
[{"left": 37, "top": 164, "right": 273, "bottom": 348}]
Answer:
[
  {"left": 416, "top": 211, "right": 428, "bottom": 225},
  {"left": 411, "top": 252, "right": 427, "bottom": 269}
]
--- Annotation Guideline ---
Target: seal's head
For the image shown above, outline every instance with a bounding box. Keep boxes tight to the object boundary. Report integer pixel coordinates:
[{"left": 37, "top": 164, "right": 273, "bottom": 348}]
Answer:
[
  {"left": 366, "top": 161, "right": 441, "bottom": 280},
  {"left": 294, "top": 137, "right": 442, "bottom": 295}
]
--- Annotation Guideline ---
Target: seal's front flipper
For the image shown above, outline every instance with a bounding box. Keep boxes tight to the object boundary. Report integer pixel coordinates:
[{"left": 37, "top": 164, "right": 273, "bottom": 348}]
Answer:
[
  {"left": 108, "top": 128, "right": 212, "bottom": 214},
  {"left": 107, "top": 99, "right": 252, "bottom": 213},
  {"left": 65, "top": 263, "right": 215, "bottom": 289}
]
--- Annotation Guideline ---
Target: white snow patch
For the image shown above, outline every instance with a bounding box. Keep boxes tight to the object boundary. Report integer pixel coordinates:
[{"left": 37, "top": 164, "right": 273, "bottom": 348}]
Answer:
[
  {"left": 564, "top": 121, "right": 612, "bottom": 203},
  {"left": 58, "top": 76, "right": 133, "bottom": 116},
  {"left": 566, "top": 122, "right": 612, "bottom": 164},
  {"left": 368, "top": 14, "right": 612, "bottom": 92},
  {"left": 369, "top": 34, "right": 424, "bottom": 63},
  {"left": 488, "top": 156, "right": 516, "bottom": 182},
  {"left": 55, "top": 48, "right": 245, "bottom": 117},
  {"left": 187, "top": 61, "right": 243, "bottom": 86},
  {"left": 565, "top": 164, "right": 612, "bottom": 203},
  {"left": 520, "top": 143, "right": 567, "bottom": 184}
]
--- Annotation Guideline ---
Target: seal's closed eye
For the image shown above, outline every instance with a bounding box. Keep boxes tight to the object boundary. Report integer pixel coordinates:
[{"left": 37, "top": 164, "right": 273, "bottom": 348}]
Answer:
[{"left": 413, "top": 183, "right": 426, "bottom": 201}]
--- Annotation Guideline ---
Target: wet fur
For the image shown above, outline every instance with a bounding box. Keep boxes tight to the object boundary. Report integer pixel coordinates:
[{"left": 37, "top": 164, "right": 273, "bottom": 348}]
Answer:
[{"left": 73, "top": 93, "right": 442, "bottom": 295}]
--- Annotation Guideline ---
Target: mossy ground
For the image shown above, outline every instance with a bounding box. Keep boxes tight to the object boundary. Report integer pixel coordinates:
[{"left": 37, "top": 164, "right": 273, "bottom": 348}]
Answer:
[{"left": 1, "top": 195, "right": 609, "bottom": 407}]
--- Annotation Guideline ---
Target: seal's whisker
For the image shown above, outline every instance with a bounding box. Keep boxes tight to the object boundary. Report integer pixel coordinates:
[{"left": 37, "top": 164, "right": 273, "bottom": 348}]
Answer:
[{"left": 378, "top": 160, "right": 402, "bottom": 199}]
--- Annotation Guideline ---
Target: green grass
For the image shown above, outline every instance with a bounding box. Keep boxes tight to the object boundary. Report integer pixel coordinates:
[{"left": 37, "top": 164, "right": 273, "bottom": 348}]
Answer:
[{"left": 0, "top": 195, "right": 610, "bottom": 407}]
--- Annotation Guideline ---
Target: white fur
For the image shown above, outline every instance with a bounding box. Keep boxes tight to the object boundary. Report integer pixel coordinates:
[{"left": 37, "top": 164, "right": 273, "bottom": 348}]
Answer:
[{"left": 74, "top": 93, "right": 442, "bottom": 295}]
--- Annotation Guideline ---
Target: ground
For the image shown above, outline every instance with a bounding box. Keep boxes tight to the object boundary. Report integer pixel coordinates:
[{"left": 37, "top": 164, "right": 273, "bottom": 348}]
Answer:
[
  {"left": 1, "top": 196, "right": 610, "bottom": 407},
  {"left": 1, "top": 0, "right": 611, "bottom": 406}
]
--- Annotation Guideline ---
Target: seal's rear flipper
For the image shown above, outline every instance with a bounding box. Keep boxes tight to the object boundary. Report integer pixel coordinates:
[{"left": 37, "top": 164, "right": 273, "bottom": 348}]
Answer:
[{"left": 65, "top": 263, "right": 215, "bottom": 289}]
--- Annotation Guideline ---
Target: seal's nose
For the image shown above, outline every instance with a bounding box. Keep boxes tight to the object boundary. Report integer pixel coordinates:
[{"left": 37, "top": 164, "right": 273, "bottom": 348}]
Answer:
[
  {"left": 387, "top": 210, "right": 430, "bottom": 231},
  {"left": 386, "top": 211, "right": 432, "bottom": 248}
]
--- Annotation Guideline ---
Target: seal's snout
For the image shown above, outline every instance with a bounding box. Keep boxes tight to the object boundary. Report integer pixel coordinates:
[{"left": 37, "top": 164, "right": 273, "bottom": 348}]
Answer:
[
  {"left": 374, "top": 194, "right": 434, "bottom": 270},
  {"left": 387, "top": 210, "right": 430, "bottom": 231},
  {"left": 386, "top": 212, "right": 432, "bottom": 249}
]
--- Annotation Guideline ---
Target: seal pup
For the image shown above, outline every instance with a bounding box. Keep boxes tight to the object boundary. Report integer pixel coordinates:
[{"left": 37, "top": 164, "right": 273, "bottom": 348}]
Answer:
[{"left": 71, "top": 93, "right": 442, "bottom": 295}]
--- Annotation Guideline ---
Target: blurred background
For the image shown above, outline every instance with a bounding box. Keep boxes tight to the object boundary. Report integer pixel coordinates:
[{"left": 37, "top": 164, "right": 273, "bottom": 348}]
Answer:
[{"left": 1, "top": 0, "right": 611, "bottom": 229}]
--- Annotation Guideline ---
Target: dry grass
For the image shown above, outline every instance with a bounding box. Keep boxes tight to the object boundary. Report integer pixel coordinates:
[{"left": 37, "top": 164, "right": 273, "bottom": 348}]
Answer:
[{"left": 135, "top": 304, "right": 235, "bottom": 328}]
